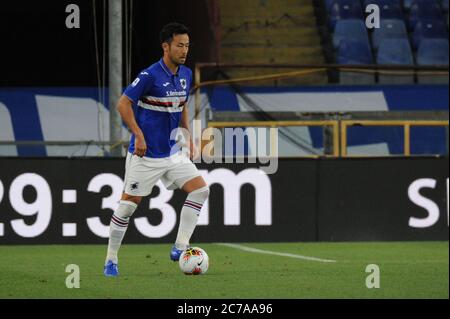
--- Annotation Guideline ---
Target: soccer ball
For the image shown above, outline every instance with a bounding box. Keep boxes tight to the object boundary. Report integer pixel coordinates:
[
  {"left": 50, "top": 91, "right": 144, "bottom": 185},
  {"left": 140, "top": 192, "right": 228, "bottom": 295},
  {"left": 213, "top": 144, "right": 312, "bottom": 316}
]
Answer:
[{"left": 178, "top": 247, "right": 209, "bottom": 275}]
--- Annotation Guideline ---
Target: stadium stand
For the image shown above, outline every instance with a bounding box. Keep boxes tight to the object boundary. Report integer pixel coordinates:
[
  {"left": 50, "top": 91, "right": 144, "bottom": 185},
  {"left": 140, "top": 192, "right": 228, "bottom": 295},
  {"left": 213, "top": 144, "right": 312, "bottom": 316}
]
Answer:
[
  {"left": 337, "top": 39, "right": 375, "bottom": 84},
  {"left": 380, "top": 3, "right": 404, "bottom": 19},
  {"left": 408, "top": 1, "right": 445, "bottom": 30},
  {"left": 412, "top": 19, "right": 448, "bottom": 50},
  {"left": 219, "top": 0, "right": 327, "bottom": 85},
  {"left": 363, "top": 0, "right": 401, "bottom": 7},
  {"left": 319, "top": 0, "right": 449, "bottom": 84},
  {"left": 332, "top": 19, "right": 369, "bottom": 49},
  {"left": 372, "top": 19, "right": 409, "bottom": 51},
  {"left": 417, "top": 38, "right": 449, "bottom": 83},
  {"left": 328, "top": 0, "right": 364, "bottom": 30},
  {"left": 369, "top": 0, "right": 404, "bottom": 19},
  {"left": 443, "top": 0, "right": 449, "bottom": 12},
  {"left": 377, "top": 38, "right": 415, "bottom": 84},
  {"left": 404, "top": 0, "right": 441, "bottom": 11},
  {"left": 337, "top": 40, "right": 373, "bottom": 65}
]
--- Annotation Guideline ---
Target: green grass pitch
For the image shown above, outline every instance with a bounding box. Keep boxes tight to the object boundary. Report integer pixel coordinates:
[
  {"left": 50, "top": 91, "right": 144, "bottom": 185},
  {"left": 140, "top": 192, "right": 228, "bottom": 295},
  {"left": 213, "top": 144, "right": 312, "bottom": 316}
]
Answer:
[{"left": 0, "top": 242, "right": 447, "bottom": 299}]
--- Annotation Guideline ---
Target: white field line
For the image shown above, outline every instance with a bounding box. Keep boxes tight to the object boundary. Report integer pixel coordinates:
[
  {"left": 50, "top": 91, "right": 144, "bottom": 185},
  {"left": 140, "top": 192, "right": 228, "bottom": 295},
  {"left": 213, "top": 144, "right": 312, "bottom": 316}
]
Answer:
[{"left": 215, "top": 243, "right": 337, "bottom": 263}]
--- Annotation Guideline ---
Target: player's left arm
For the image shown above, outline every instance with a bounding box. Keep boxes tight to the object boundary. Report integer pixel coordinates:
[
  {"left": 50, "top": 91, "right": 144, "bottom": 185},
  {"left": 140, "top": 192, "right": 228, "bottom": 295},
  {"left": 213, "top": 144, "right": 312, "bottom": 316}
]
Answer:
[
  {"left": 180, "top": 103, "right": 198, "bottom": 160},
  {"left": 180, "top": 102, "right": 190, "bottom": 132},
  {"left": 180, "top": 70, "right": 199, "bottom": 160},
  {"left": 180, "top": 69, "right": 193, "bottom": 135}
]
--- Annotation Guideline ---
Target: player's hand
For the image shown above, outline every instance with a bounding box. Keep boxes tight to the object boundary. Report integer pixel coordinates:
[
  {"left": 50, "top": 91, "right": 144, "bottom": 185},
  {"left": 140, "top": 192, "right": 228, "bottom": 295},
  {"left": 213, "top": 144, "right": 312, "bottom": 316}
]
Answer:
[{"left": 134, "top": 135, "right": 147, "bottom": 157}]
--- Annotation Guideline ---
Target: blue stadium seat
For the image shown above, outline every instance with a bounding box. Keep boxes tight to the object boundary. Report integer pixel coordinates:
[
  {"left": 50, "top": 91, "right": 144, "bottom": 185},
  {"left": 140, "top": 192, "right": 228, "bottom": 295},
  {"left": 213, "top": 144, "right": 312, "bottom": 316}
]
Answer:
[
  {"left": 403, "top": 0, "right": 441, "bottom": 11},
  {"left": 403, "top": 0, "right": 415, "bottom": 10},
  {"left": 338, "top": 39, "right": 375, "bottom": 84},
  {"left": 443, "top": 0, "right": 449, "bottom": 12},
  {"left": 409, "top": 1, "right": 444, "bottom": 29},
  {"left": 379, "top": 3, "right": 404, "bottom": 19},
  {"left": 377, "top": 38, "right": 414, "bottom": 65},
  {"left": 329, "top": 0, "right": 364, "bottom": 30},
  {"left": 325, "top": 0, "right": 357, "bottom": 11},
  {"left": 364, "top": 0, "right": 404, "bottom": 19},
  {"left": 372, "top": 19, "right": 409, "bottom": 51},
  {"left": 417, "top": 38, "right": 449, "bottom": 83},
  {"left": 417, "top": 39, "right": 449, "bottom": 65},
  {"left": 412, "top": 19, "right": 448, "bottom": 49},
  {"left": 363, "top": 0, "right": 401, "bottom": 7},
  {"left": 333, "top": 19, "right": 369, "bottom": 49},
  {"left": 377, "top": 39, "right": 415, "bottom": 83},
  {"left": 325, "top": 0, "right": 336, "bottom": 11},
  {"left": 338, "top": 39, "right": 374, "bottom": 64}
]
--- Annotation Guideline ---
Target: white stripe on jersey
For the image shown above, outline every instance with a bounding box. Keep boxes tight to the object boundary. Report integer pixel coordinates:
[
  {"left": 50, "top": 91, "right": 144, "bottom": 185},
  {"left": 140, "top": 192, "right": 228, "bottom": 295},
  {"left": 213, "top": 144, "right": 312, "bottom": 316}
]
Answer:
[
  {"left": 142, "top": 95, "right": 187, "bottom": 104},
  {"left": 137, "top": 100, "right": 184, "bottom": 113}
]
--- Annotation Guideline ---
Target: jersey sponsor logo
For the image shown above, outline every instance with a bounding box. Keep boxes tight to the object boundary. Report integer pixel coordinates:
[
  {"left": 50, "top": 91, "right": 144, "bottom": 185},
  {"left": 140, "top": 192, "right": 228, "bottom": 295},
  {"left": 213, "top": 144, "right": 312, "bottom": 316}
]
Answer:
[
  {"left": 140, "top": 71, "right": 149, "bottom": 75},
  {"left": 166, "top": 90, "right": 187, "bottom": 97},
  {"left": 163, "top": 82, "right": 170, "bottom": 87}
]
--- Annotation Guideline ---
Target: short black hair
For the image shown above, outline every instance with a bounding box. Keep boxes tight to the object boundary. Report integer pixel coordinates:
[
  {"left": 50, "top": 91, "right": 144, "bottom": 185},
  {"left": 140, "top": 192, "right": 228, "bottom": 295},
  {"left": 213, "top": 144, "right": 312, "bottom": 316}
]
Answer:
[{"left": 159, "top": 22, "right": 190, "bottom": 44}]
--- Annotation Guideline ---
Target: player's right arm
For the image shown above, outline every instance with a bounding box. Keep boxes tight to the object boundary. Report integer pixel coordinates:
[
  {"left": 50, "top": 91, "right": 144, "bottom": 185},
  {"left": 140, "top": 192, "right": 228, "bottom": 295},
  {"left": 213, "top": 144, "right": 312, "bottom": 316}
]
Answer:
[
  {"left": 117, "top": 95, "right": 147, "bottom": 157},
  {"left": 120, "top": 71, "right": 154, "bottom": 157}
]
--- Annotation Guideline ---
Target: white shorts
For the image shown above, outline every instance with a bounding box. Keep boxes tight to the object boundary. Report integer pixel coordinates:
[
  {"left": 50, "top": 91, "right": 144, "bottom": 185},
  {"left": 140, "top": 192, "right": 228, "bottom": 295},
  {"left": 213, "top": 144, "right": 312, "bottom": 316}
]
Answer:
[{"left": 123, "top": 151, "right": 201, "bottom": 196}]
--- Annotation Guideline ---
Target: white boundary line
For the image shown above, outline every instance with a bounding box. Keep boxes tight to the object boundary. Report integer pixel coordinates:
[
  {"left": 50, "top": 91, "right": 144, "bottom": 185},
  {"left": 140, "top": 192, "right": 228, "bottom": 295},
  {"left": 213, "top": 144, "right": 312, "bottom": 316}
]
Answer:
[{"left": 215, "top": 243, "right": 337, "bottom": 263}]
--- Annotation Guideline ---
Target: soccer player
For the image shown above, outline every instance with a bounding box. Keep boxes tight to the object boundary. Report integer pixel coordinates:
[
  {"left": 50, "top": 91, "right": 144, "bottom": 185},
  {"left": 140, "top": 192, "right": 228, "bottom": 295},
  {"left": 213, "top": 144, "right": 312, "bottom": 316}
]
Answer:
[{"left": 104, "top": 22, "right": 209, "bottom": 276}]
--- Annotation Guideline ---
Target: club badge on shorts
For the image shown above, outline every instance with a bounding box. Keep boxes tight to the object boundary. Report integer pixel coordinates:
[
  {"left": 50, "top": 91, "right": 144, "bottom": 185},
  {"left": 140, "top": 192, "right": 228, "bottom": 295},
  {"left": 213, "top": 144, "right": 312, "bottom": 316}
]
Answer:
[{"left": 130, "top": 181, "right": 139, "bottom": 192}]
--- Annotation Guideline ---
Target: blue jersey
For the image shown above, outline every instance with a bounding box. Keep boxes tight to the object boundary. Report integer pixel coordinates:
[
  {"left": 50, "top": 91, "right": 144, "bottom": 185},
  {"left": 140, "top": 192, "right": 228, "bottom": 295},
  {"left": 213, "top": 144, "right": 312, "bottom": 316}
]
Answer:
[{"left": 123, "top": 58, "right": 193, "bottom": 158}]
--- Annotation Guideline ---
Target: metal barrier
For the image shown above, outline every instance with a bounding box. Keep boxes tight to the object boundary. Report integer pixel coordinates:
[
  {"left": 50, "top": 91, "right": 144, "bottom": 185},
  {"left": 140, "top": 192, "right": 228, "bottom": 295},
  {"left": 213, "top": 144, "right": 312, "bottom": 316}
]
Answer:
[
  {"left": 207, "top": 120, "right": 339, "bottom": 157},
  {"left": 1, "top": 113, "right": 448, "bottom": 158},
  {"left": 340, "top": 120, "right": 449, "bottom": 157},
  {"left": 193, "top": 63, "right": 449, "bottom": 121},
  {"left": 0, "top": 140, "right": 128, "bottom": 157},
  {"left": 207, "top": 111, "right": 449, "bottom": 157}
]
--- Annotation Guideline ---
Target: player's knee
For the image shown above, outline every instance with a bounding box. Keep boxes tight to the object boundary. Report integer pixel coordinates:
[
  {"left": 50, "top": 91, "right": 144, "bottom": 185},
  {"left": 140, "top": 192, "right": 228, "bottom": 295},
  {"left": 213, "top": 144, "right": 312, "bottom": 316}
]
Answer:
[
  {"left": 190, "top": 185, "right": 210, "bottom": 202},
  {"left": 115, "top": 200, "right": 138, "bottom": 219},
  {"left": 121, "top": 193, "right": 142, "bottom": 205}
]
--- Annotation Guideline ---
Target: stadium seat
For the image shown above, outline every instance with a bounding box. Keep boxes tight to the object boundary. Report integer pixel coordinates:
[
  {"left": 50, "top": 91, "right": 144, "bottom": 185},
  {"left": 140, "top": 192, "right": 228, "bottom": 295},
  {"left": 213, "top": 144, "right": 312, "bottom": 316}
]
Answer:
[
  {"left": 442, "top": 0, "right": 449, "bottom": 12},
  {"left": 412, "top": 19, "right": 448, "bottom": 50},
  {"left": 326, "top": 0, "right": 369, "bottom": 11},
  {"left": 377, "top": 38, "right": 415, "bottom": 84},
  {"left": 417, "top": 39, "right": 449, "bottom": 83},
  {"left": 324, "top": 0, "right": 356, "bottom": 11},
  {"left": 377, "top": 38, "right": 414, "bottom": 65},
  {"left": 408, "top": 1, "right": 444, "bottom": 30},
  {"left": 417, "top": 38, "right": 449, "bottom": 65},
  {"left": 333, "top": 19, "right": 369, "bottom": 49},
  {"left": 364, "top": 0, "right": 404, "bottom": 19},
  {"left": 325, "top": 0, "right": 336, "bottom": 11},
  {"left": 403, "top": 0, "right": 415, "bottom": 10},
  {"left": 372, "top": 19, "right": 409, "bottom": 51},
  {"left": 329, "top": 0, "right": 364, "bottom": 30},
  {"left": 403, "top": 0, "right": 441, "bottom": 11},
  {"left": 338, "top": 39, "right": 374, "bottom": 64},
  {"left": 379, "top": 3, "right": 404, "bottom": 19},
  {"left": 337, "top": 39, "right": 375, "bottom": 84},
  {"left": 363, "top": 0, "right": 401, "bottom": 7}
]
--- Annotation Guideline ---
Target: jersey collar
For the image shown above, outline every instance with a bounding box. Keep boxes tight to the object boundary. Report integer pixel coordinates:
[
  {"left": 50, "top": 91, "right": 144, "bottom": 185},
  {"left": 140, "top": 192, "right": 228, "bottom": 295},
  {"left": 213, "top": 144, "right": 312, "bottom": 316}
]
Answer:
[{"left": 159, "top": 58, "right": 179, "bottom": 77}]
